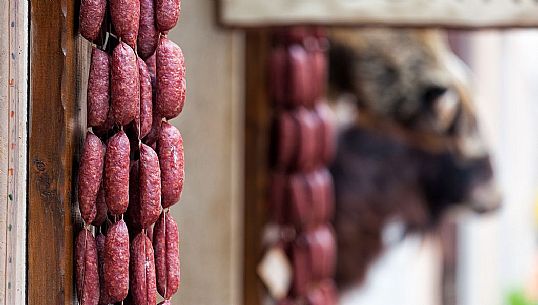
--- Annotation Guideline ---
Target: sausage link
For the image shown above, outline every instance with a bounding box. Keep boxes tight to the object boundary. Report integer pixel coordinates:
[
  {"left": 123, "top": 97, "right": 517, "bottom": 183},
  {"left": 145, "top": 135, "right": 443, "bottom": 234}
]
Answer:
[
  {"left": 79, "top": 0, "right": 106, "bottom": 41},
  {"left": 140, "top": 144, "right": 162, "bottom": 228},
  {"left": 126, "top": 161, "right": 141, "bottom": 231},
  {"left": 104, "top": 220, "right": 130, "bottom": 303},
  {"left": 157, "top": 122, "right": 184, "bottom": 208},
  {"left": 78, "top": 132, "right": 105, "bottom": 224},
  {"left": 112, "top": 42, "right": 140, "bottom": 126},
  {"left": 104, "top": 131, "right": 130, "bottom": 215},
  {"left": 87, "top": 47, "right": 110, "bottom": 128},
  {"left": 153, "top": 211, "right": 180, "bottom": 299},
  {"left": 75, "top": 229, "right": 100, "bottom": 305},
  {"left": 156, "top": 37, "right": 185, "bottom": 119},
  {"left": 137, "top": 0, "right": 159, "bottom": 60},
  {"left": 110, "top": 0, "right": 140, "bottom": 48},
  {"left": 91, "top": 181, "right": 108, "bottom": 227},
  {"left": 138, "top": 58, "right": 153, "bottom": 139},
  {"left": 155, "top": 0, "right": 180, "bottom": 33},
  {"left": 96, "top": 232, "right": 113, "bottom": 305},
  {"left": 130, "top": 232, "right": 157, "bottom": 305}
]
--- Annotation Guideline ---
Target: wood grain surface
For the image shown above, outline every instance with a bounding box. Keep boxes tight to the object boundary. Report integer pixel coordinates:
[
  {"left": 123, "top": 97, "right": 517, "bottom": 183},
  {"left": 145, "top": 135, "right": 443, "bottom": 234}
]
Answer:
[{"left": 28, "top": 0, "right": 89, "bottom": 304}]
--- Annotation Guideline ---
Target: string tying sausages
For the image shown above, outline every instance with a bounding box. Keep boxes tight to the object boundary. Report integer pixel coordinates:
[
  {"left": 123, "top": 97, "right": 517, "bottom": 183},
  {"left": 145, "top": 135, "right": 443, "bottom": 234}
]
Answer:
[{"left": 77, "top": 0, "right": 184, "bottom": 304}]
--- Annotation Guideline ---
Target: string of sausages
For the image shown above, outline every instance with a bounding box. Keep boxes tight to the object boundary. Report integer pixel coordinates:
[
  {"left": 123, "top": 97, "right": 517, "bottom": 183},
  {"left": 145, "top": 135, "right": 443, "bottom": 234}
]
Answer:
[
  {"left": 76, "top": 0, "right": 184, "bottom": 304},
  {"left": 268, "top": 28, "right": 339, "bottom": 305}
]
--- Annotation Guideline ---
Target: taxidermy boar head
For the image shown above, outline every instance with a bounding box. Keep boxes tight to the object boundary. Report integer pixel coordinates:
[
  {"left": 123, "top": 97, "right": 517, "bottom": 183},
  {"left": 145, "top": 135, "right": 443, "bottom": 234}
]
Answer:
[{"left": 328, "top": 29, "right": 500, "bottom": 288}]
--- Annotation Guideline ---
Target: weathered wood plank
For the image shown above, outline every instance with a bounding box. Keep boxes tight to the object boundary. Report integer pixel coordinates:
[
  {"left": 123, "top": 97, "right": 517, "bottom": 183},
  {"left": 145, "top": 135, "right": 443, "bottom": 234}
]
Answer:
[
  {"left": 28, "top": 0, "right": 88, "bottom": 304},
  {"left": 0, "top": 1, "right": 28, "bottom": 304},
  {"left": 221, "top": 0, "right": 538, "bottom": 28},
  {"left": 6, "top": 1, "right": 29, "bottom": 304}
]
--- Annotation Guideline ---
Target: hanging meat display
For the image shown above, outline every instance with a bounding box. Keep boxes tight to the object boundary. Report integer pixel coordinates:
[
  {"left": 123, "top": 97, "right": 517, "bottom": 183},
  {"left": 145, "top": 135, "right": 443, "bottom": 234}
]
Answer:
[
  {"left": 76, "top": 0, "right": 184, "bottom": 304},
  {"left": 262, "top": 27, "right": 338, "bottom": 305}
]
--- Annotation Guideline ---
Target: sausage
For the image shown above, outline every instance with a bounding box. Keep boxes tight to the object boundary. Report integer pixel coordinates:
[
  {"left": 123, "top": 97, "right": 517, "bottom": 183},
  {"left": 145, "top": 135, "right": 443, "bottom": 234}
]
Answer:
[
  {"left": 157, "top": 122, "right": 184, "bottom": 208},
  {"left": 79, "top": 0, "right": 106, "bottom": 42},
  {"left": 295, "top": 108, "right": 317, "bottom": 171},
  {"left": 156, "top": 37, "right": 185, "bottom": 119},
  {"left": 75, "top": 229, "right": 100, "bottom": 305},
  {"left": 96, "top": 232, "right": 112, "bottom": 305},
  {"left": 137, "top": 0, "right": 159, "bottom": 60},
  {"left": 110, "top": 0, "right": 140, "bottom": 48},
  {"left": 111, "top": 42, "right": 139, "bottom": 126},
  {"left": 126, "top": 161, "right": 141, "bottom": 231},
  {"left": 153, "top": 211, "right": 180, "bottom": 299},
  {"left": 271, "top": 111, "right": 298, "bottom": 170},
  {"left": 288, "top": 44, "right": 310, "bottom": 107},
  {"left": 138, "top": 58, "right": 153, "bottom": 139},
  {"left": 155, "top": 0, "right": 181, "bottom": 33},
  {"left": 130, "top": 232, "right": 157, "bottom": 305},
  {"left": 104, "top": 220, "right": 130, "bottom": 303},
  {"left": 139, "top": 144, "right": 161, "bottom": 228},
  {"left": 91, "top": 181, "right": 108, "bottom": 227},
  {"left": 87, "top": 47, "right": 110, "bottom": 128},
  {"left": 104, "top": 131, "right": 130, "bottom": 215},
  {"left": 78, "top": 132, "right": 105, "bottom": 224},
  {"left": 313, "top": 103, "right": 336, "bottom": 165}
]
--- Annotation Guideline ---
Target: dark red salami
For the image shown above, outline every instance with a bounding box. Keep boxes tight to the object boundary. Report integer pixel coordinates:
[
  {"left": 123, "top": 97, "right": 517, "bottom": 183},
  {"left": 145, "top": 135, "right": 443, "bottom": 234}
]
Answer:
[
  {"left": 110, "top": 0, "right": 140, "bottom": 48},
  {"left": 87, "top": 47, "right": 110, "bottom": 128},
  {"left": 139, "top": 144, "right": 161, "bottom": 228},
  {"left": 138, "top": 0, "right": 159, "bottom": 60},
  {"left": 155, "top": 0, "right": 181, "bottom": 32},
  {"left": 104, "top": 131, "right": 130, "bottom": 215},
  {"left": 80, "top": 0, "right": 106, "bottom": 42},
  {"left": 104, "top": 220, "right": 130, "bottom": 303},
  {"left": 153, "top": 211, "right": 180, "bottom": 299},
  {"left": 157, "top": 122, "right": 184, "bottom": 208},
  {"left": 78, "top": 132, "right": 105, "bottom": 224},
  {"left": 111, "top": 42, "right": 139, "bottom": 126},
  {"left": 156, "top": 37, "right": 185, "bottom": 119},
  {"left": 75, "top": 229, "right": 100, "bottom": 305}
]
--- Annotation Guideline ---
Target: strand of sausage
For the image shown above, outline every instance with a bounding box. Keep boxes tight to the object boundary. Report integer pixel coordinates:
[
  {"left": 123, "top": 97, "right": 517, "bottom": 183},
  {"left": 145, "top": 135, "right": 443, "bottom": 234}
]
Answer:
[
  {"left": 139, "top": 144, "right": 162, "bottom": 228},
  {"left": 157, "top": 121, "right": 184, "bottom": 208},
  {"left": 130, "top": 232, "right": 157, "bottom": 305},
  {"left": 138, "top": 58, "right": 153, "bottom": 139},
  {"left": 104, "top": 131, "right": 130, "bottom": 215},
  {"left": 96, "top": 232, "right": 113, "bottom": 305},
  {"left": 79, "top": 0, "right": 106, "bottom": 42},
  {"left": 156, "top": 36, "right": 186, "bottom": 119},
  {"left": 110, "top": 0, "right": 140, "bottom": 49},
  {"left": 138, "top": 0, "right": 159, "bottom": 60},
  {"left": 87, "top": 47, "right": 110, "bottom": 128},
  {"left": 104, "top": 219, "right": 130, "bottom": 303},
  {"left": 75, "top": 229, "right": 100, "bottom": 305},
  {"left": 153, "top": 210, "right": 180, "bottom": 299},
  {"left": 155, "top": 0, "right": 181, "bottom": 33},
  {"left": 111, "top": 42, "right": 140, "bottom": 127},
  {"left": 78, "top": 132, "right": 105, "bottom": 224}
]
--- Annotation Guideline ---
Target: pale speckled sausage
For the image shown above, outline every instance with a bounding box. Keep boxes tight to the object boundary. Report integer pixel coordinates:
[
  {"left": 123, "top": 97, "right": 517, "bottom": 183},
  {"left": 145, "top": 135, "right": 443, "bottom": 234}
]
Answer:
[
  {"left": 137, "top": 0, "right": 159, "bottom": 60},
  {"left": 110, "top": 0, "right": 140, "bottom": 48},
  {"left": 112, "top": 42, "right": 139, "bottom": 126},
  {"left": 80, "top": 0, "right": 106, "bottom": 42},
  {"left": 153, "top": 211, "right": 180, "bottom": 299},
  {"left": 91, "top": 181, "right": 108, "bottom": 227},
  {"left": 130, "top": 232, "right": 157, "bottom": 305},
  {"left": 155, "top": 0, "right": 180, "bottom": 33},
  {"left": 75, "top": 229, "right": 100, "bottom": 305},
  {"left": 156, "top": 37, "right": 185, "bottom": 119},
  {"left": 104, "top": 220, "right": 130, "bottom": 303},
  {"left": 104, "top": 131, "right": 130, "bottom": 215},
  {"left": 139, "top": 144, "right": 161, "bottom": 228},
  {"left": 96, "top": 232, "right": 112, "bottom": 305},
  {"left": 157, "top": 122, "right": 184, "bottom": 208},
  {"left": 78, "top": 132, "right": 105, "bottom": 224},
  {"left": 87, "top": 47, "right": 110, "bottom": 128},
  {"left": 138, "top": 58, "right": 153, "bottom": 138}
]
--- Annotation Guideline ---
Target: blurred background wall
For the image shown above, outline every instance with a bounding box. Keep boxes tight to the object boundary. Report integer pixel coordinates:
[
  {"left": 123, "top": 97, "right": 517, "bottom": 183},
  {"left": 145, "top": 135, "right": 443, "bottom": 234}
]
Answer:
[{"left": 166, "top": 1, "right": 244, "bottom": 304}]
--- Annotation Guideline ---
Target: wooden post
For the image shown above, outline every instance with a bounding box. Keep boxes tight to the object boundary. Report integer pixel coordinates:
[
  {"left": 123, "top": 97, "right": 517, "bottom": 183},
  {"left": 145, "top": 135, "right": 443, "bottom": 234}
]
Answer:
[
  {"left": 243, "top": 29, "right": 271, "bottom": 305},
  {"left": 0, "top": 0, "right": 28, "bottom": 304},
  {"left": 27, "top": 0, "right": 89, "bottom": 304}
]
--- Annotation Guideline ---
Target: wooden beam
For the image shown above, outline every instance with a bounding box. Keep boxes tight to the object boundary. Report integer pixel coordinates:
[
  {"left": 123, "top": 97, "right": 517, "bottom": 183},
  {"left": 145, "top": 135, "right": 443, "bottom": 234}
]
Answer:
[
  {"left": 0, "top": 0, "right": 28, "bottom": 304},
  {"left": 221, "top": 0, "right": 538, "bottom": 28},
  {"left": 28, "top": 0, "right": 89, "bottom": 304},
  {"left": 243, "top": 29, "right": 271, "bottom": 305}
]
